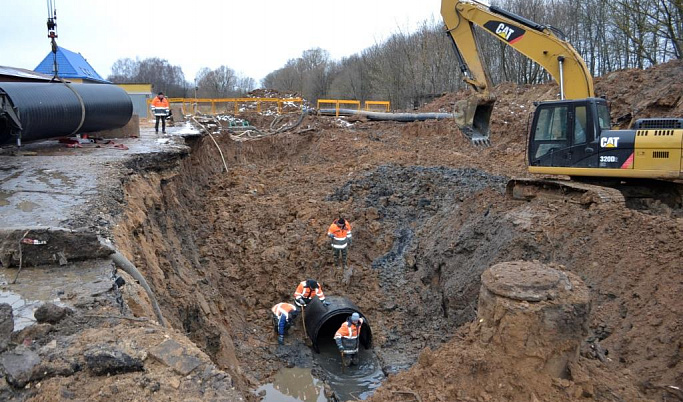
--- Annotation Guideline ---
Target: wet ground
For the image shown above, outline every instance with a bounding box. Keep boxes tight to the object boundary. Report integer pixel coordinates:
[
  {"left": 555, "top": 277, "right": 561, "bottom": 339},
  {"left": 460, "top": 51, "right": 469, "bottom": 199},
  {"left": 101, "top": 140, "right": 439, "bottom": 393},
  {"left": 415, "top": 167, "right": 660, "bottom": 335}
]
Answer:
[
  {"left": 0, "top": 260, "right": 111, "bottom": 331},
  {"left": 315, "top": 341, "right": 384, "bottom": 401},
  {"left": 0, "top": 61, "right": 681, "bottom": 401},
  {"left": 256, "top": 367, "right": 327, "bottom": 401},
  {"left": 0, "top": 122, "right": 196, "bottom": 229}
]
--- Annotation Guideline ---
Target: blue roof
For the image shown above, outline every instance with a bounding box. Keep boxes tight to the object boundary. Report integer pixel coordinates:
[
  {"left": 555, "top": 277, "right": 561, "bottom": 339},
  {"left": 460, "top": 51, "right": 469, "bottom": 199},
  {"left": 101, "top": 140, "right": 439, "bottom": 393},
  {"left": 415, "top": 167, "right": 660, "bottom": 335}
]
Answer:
[{"left": 34, "top": 47, "right": 109, "bottom": 83}]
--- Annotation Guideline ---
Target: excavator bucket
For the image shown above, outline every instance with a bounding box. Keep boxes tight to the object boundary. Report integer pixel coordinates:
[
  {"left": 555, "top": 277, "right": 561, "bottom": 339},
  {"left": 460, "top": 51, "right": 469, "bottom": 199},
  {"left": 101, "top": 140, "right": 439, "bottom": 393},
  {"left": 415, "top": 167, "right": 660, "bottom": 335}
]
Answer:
[{"left": 452, "top": 95, "right": 495, "bottom": 146}]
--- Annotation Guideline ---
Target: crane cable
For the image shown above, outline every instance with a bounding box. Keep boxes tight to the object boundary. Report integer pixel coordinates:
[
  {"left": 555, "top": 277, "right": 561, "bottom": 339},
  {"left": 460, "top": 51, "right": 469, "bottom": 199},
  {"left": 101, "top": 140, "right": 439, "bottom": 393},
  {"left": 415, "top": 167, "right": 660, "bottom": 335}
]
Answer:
[{"left": 45, "top": 0, "right": 86, "bottom": 137}]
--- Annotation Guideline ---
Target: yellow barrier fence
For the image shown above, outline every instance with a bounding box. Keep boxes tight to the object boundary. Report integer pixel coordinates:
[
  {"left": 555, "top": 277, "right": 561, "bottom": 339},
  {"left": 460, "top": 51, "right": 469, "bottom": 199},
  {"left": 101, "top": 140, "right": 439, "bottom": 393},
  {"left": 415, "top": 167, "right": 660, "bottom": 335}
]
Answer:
[
  {"left": 317, "top": 99, "right": 362, "bottom": 117},
  {"left": 364, "top": 101, "right": 390, "bottom": 112},
  {"left": 147, "top": 97, "right": 304, "bottom": 115},
  {"left": 317, "top": 99, "right": 391, "bottom": 116}
]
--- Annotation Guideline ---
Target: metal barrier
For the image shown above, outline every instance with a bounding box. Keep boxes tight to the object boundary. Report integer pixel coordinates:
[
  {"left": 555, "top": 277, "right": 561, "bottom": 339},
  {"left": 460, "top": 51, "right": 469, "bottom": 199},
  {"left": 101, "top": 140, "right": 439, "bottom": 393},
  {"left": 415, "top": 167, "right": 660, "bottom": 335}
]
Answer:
[
  {"left": 147, "top": 97, "right": 304, "bottom": 116},
  {"left": 317, "top": 99, "right": 391, "bottom": 116},
  {"left": 364, "top": 101, "right": 390, "bottom": 112},
  {"left": 317, "top": 99, "right": 362, "bottom": 117}
]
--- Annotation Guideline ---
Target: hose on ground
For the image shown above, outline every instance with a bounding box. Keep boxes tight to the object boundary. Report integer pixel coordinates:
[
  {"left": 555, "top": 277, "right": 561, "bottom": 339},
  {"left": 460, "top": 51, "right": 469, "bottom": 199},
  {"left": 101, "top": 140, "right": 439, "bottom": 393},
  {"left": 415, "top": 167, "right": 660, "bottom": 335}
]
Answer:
[
  {"left": 1, "top": 226, "right": 167, "bottom": 327},
  {"left": 226, "top": 108, "right": 307, "bottom": 141},
  {"left": 104, "top": 245, "right": 168, "bottom": 328},
  {"left": 191, "top": 116, "right": 230, "bottom": 173}
]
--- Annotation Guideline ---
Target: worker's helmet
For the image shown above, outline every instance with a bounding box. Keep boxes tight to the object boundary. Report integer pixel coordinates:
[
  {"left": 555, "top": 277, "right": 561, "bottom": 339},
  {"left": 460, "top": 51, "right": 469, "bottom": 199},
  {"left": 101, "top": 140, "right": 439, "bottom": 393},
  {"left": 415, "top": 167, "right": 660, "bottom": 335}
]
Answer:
[
  {"left": 306, "top": 279, "right": 318, "bottom": 289},
  {"left": 351, "top": 312, "right": 360, "bottom": 323}
]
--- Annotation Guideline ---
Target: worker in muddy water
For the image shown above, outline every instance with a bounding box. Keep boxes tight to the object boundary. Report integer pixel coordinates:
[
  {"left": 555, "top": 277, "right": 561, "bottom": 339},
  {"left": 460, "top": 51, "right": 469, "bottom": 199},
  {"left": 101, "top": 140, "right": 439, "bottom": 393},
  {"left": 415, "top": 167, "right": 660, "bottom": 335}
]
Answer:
[
  {"left": 335, "top": 312, "right": 364, "bottom": 367},
  {"left": 294, "top": 279, "right": 329, "bottom": 307},
  {"left": 327, "top": 217, "right": 352, "bottom": 273},
  {"left": 150, "top": 92, "right": 170, "bottom": 133},
  {"left": 271, "top": 302, "right": 299, "bottom": 345}
]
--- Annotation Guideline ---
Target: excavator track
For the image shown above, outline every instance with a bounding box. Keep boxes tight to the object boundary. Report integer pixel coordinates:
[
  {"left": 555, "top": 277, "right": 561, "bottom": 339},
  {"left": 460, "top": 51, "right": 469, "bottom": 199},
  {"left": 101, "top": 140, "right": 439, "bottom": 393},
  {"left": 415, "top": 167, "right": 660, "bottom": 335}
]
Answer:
[{"left": 506, "top": 178, "right": 626, "bottom": 206}]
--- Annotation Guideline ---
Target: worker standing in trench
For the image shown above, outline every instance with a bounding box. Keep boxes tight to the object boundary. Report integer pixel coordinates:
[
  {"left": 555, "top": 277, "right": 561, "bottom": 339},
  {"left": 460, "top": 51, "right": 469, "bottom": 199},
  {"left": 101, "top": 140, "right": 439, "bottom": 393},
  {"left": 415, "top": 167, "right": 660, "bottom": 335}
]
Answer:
[
  {"left": 335, "top": 312, "right": 364, "bottom": 367},
  {"left": 271, "top": 302, "right": 299, "bottom": 345},
  {"left": 327, "top": 217, "right": 352, "bottom": 275}
]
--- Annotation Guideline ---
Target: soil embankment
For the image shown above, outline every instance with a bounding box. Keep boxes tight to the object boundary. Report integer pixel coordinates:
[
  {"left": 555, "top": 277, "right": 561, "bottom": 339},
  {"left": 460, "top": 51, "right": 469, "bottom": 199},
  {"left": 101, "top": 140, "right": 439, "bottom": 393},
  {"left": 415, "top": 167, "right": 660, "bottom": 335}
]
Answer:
[
  {"left": 113, "top": 58, "right": 682, "bottom": 399},
  {"left": 0, "top": 61, "right": 680, "bottom": 401}
]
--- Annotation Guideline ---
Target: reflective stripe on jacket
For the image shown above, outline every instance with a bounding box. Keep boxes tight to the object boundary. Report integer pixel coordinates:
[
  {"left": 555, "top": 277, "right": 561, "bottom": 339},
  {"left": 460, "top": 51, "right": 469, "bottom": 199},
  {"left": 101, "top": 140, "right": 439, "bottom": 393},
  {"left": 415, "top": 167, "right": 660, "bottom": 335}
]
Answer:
[
  {"left": 271, "top": 302, "right": 297, "bottom": 319},
  {"left": 272, "top": 303, "right": 297, "bottom": 336},
  {"left": 151, "top": 97, "right": 170, "bottom": 115},
  {"left": 327, "top": 220, "right": 352, "bottom": 249},
  {"left": 294, "top": 281, "right": 325, "bottom": 303},
  {"left": 334, "top": 318, "right": 363, "bottom": 353}
]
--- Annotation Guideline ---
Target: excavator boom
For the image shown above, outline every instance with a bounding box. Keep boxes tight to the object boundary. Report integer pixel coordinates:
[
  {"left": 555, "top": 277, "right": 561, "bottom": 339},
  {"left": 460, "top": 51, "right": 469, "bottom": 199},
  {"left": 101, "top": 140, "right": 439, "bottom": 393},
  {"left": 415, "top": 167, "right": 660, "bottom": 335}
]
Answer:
[{"left": 441, "top": 0, "right": 594, "bottom": 143}]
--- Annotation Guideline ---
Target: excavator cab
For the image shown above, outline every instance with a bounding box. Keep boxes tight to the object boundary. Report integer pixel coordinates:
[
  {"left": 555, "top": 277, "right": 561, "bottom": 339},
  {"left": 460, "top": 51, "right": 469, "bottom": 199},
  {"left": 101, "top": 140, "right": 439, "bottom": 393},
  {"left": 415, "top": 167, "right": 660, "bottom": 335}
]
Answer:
[{"left": 528, "top": 98, "right": 611, "bottom": 169}]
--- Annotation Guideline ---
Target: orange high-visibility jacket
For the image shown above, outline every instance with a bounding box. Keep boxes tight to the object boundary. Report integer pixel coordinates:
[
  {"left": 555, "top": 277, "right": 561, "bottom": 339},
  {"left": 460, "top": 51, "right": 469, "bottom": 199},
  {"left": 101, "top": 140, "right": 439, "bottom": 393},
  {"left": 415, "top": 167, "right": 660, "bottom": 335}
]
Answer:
[
  {"left": 294, "top": 281, "right": 325, "bottom": 302},
  {"left": 327, "top": 220, "right": 352, "bottom": 249},
  {"left": 334, "top": 319, "right": 363, "bottom": 339},
  {"left": 271, "top": 302, "right": 297, "bottom": 319},
  {"left": 151, "top": 96, "right": 170, "bottom": 116}
]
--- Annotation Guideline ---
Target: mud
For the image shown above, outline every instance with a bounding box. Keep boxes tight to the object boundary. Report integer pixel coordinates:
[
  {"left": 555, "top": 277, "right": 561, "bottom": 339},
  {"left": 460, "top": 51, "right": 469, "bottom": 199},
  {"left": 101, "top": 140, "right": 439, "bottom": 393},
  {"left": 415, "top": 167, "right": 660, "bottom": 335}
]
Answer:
[{"left": 0, "top": 61, "right": 680, "bottom": 401}]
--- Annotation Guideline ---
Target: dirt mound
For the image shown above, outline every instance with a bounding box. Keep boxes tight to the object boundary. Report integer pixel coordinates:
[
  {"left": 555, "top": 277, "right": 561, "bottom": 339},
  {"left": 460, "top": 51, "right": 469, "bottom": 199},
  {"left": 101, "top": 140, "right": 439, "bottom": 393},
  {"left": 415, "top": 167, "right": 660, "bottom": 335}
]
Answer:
[
  {"left": 247, "top": 88, "right": 301, "bottom": 99},
  {"left": 595, "top": 59, "right": 683, "bottom": 127},
  {"left": 370, "top": 184, "right": 682, "bottom": 401},
  {"left": 422, "top": 59, "right": 683, "bottom": 148}
]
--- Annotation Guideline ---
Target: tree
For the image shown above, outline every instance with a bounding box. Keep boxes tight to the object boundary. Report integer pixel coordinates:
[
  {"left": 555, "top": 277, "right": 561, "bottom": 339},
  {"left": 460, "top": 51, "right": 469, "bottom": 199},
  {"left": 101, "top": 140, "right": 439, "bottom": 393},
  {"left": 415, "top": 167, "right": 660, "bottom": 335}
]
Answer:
[
  {"left": 107, "top": 57, "right": 189, "bottom": 97},
  {"left": 196, "top": 66, "right": 238, "bottom": 98}
]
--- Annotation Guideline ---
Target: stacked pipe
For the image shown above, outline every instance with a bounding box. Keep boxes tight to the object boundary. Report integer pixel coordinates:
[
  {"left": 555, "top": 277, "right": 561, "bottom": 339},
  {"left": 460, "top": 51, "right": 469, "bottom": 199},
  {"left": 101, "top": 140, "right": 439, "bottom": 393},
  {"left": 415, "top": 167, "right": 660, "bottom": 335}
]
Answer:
[{"left": 0, "top": 82, "right": 133, "bottom": 145}]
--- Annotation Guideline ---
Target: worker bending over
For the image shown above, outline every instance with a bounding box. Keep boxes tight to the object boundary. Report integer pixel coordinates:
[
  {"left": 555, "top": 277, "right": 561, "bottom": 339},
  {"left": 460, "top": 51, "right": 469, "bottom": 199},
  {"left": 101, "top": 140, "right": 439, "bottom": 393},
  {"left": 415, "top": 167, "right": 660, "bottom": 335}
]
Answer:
[
  {"left": 335, "top": 312, "right": 364, "bottom": 367},
  {"left": 271, "top": 302, "right": 299, "bottom": 345},
  {"left": 294, "top": 279, "right": 329, "bottom": 307},
  {"left": 327, "top": 217, "right": 352, "bottom": 270}
]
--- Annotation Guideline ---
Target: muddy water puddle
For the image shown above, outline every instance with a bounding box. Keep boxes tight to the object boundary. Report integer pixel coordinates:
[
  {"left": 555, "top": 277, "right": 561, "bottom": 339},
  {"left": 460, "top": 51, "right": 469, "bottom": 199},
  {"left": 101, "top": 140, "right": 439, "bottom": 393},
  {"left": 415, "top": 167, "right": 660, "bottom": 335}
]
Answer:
[
  {"left": 259, "top": 341, "right": 384, "bottom": 401},
  {"left": 0, "top": 260, "right": 112, "bottom": 330},
  {"left": 256, "top": 367, "right": 327, "bottom": 401},
  {"left": 316, "top": 340, "right": 384, "bottom": 401}
]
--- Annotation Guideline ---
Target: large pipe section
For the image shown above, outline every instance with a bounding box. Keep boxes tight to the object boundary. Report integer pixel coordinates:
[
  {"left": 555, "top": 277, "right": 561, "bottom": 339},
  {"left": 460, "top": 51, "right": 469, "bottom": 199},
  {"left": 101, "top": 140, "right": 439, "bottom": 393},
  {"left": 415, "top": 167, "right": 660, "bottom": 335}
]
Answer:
[
  {"left": 0, "top": 82, "right": 133, "bottom": 145},
  {"left": 304, "top": 296, "right": 372, "bottom": 353},
  {"left": 318, "top": 108, "right": 453, "bottom": 122}
]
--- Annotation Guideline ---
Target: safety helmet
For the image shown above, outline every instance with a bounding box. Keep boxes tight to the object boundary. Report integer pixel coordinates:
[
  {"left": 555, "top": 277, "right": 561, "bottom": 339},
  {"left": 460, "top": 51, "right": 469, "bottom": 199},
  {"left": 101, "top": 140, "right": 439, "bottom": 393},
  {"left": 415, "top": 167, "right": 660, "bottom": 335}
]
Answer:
[{"left": 351, "top": 312, "right": 360, "bottom": 323}]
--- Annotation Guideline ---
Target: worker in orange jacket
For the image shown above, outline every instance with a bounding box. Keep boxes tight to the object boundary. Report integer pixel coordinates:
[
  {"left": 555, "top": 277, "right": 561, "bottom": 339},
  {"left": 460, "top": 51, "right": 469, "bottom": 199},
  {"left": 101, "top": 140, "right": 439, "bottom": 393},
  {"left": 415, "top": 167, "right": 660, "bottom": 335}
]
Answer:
[
  {"left": 335, "top": 312, "right": 364, "bottom": 366},
  {"left": 150, "top": 92, "right": 170, "bottom": 133},
  {"left": 271, "top": 302, "right": 299, "bottom": 345},
  {"left": 327, "top": 217, "right": 352, "bottom": 270},
  {"left": 294, "top": 279, "right": 329, "bottom": 307}
]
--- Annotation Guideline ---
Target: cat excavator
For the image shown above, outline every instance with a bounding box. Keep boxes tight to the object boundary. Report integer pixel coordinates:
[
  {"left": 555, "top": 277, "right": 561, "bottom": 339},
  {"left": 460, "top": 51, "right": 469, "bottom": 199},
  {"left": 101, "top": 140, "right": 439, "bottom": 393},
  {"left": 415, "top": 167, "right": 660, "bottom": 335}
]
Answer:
[{"left": 441, "top": 0, "right": 683, "bottom": 206}]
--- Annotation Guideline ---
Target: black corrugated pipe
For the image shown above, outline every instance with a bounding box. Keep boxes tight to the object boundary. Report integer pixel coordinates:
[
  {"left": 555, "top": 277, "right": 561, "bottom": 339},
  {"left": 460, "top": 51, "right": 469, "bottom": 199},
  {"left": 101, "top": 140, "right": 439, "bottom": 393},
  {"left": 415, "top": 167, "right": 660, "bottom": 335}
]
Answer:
[
  {"left": 304, "top": 296, "right": 372, "bottom": 353},
  {"left": 0, "top": 82, "right": 133, "bottom": 145},
  {"left": 318, "top": 108, "right": 453, "bottom": 122}
]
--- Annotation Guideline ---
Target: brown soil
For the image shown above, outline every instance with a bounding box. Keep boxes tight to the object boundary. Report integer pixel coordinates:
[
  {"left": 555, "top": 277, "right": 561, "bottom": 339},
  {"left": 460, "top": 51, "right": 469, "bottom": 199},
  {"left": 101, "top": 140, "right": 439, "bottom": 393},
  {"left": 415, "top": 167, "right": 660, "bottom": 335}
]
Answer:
[
  {"left": 3, "top": 61, "right": 681, "bottom": 401},
  {"left": 113, "top": 60, "right": 681, "bottom": 400}
]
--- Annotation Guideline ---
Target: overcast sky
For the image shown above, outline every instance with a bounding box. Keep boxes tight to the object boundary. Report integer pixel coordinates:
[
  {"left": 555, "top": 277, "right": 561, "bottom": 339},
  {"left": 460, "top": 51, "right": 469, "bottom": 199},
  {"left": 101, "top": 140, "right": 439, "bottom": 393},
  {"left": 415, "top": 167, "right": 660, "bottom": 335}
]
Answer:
[{"left": 2, "top": 0, "right": 441, "bottom": 84}]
